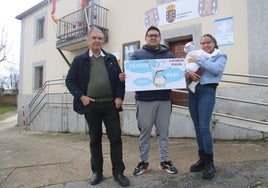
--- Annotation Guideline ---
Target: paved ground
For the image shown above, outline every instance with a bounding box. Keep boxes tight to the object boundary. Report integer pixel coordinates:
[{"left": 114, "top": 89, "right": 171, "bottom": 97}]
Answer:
[{"left": 0, "top": 111, "right": 267, "bottom": 188}]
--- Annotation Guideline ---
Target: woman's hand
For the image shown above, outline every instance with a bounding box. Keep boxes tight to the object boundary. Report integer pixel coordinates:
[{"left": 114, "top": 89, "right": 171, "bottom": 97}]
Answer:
[{"left": 185, "top": 71, "right": 201, "bottom": 82}]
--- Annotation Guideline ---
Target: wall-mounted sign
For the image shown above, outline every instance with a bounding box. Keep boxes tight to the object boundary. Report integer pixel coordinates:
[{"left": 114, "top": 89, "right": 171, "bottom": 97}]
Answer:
[{"left": 215, "top": 17, "right": 234, "bottom": 46}]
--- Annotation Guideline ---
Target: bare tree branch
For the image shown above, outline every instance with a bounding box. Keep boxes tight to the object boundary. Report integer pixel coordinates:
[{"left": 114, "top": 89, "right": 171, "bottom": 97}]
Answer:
[{"left": 0, "top": 27, "right": 8, "bottom": 63}]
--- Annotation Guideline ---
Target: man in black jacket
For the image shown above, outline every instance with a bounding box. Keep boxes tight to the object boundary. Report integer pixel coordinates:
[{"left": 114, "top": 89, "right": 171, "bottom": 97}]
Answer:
[
  {"left": 120, "top": 26, "right": 178, "bottom": 176},
  {"left": 65, "top": 27, "right": 129, "bottom": 187}
]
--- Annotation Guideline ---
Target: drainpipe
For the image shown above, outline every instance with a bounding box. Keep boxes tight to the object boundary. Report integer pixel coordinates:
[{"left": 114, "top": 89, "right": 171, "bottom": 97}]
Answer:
[{"left": 57, "top": 48, "right": 71, "bottom": 67}]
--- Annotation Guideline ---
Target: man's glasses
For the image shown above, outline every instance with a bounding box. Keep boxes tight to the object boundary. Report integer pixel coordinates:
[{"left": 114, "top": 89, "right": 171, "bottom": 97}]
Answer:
[
  {"left": 147, "top": 34, "right": 160, "bottom": 38},
  {"left": 200, "top": 40, "right": 213, "bottom": 45}
]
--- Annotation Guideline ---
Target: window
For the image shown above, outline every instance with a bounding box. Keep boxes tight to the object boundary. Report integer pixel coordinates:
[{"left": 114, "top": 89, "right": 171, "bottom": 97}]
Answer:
[
  {"left": 122, "top": 41, "right": 140, "bottom": 70},
  {"left": 123, "top": 41, "right": 140, "bottom": 61},
  {"left": 34, "top": 66, "right": 43, "bottom": 90},
  {"left": 36, "top": 17, "right": 45, "bottom": 41}
]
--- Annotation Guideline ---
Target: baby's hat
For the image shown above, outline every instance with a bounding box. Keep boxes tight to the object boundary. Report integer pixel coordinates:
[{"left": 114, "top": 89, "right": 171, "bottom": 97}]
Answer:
[{"left": 184, "top": 41, "right": 196, "bottom": 53}]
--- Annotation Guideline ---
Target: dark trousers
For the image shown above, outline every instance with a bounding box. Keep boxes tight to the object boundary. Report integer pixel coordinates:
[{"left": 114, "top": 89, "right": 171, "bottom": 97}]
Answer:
[{"left": 84, "top": 101, "right": 125, "bottom": 176}]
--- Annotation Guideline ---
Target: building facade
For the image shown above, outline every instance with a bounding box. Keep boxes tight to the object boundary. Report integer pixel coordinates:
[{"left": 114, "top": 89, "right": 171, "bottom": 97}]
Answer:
[{"left": 16, "top": 0, "right": 268, "bottom": 138}]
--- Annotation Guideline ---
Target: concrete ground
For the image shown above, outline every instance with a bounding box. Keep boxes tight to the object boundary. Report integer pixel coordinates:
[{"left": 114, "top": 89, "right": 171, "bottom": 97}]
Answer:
[{"left": 0, "top": 111, "right": 267, "bottom": 188}]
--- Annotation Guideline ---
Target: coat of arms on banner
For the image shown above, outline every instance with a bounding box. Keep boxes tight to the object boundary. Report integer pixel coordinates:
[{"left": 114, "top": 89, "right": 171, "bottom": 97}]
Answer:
[
  {"left": 166, "top": 4, "right": 176, "bottom": 23},
  {"left": 198, "top": 0, "right": 218, "bottom": 17},
  {"left": 145, "top": 8, "right": 159, "bottom": 28}
]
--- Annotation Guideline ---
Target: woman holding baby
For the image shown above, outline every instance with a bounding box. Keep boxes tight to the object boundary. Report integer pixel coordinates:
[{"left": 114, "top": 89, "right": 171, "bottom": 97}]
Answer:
[{"left": 185, "top": 34, "right": 227, "bottom": 179}]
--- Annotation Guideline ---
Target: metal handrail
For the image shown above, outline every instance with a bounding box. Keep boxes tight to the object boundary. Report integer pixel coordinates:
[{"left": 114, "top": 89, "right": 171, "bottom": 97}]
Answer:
[
  {"left": 221, "top": 80, "right": 268, "bottom": 87},
  {"left": 223, "top": 73, "right": 268, "bottom": 79},
  {"left": 213, "top": 112, "right": 268, "bottom": 126},
  {"left": 221, "top": 72, "right": 268, "bottom": 86},
  {"left": 26, "top": 73, "right": 268, "bottom": 133},
  {"left": 29, "top": 79, "right": 65, "bottom": 107},
  {"left": 216, "top": 96, "right": 268, "bottom": 106},
  {"left": 27, "top": 79, "right": 66, "bottom": 125}
]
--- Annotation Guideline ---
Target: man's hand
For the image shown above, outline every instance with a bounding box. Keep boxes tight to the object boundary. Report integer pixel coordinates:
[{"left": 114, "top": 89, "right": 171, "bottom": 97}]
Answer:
[
  {"left": 119, "top": 73, "right": 126, "bottom": 82},
  {"left": 114, "top": 97, "right": 123, "bottom": 109},
  {"left": 80, "top": 95, "right": 95, "bottom": 106}
]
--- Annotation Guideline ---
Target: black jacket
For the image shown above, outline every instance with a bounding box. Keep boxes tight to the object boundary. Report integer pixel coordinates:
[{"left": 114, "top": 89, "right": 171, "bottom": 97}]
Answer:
[{"left": 65, "top": 49, "right": 125, "bottom": 114}]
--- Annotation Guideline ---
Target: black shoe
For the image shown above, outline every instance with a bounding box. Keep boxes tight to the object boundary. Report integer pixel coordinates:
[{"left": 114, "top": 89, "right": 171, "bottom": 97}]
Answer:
[
  {"left": 114, "top": 173, "right": 130, "bottom": 187},
  {"left": 202, "top": 153, "right": 216, "bottom": 180},
  {"left": 190, "top": 159, "right": 205, "bottom": 172},
  {"left": 202, "top": 162, "right": 216, "bottom": 179},
  {"left": 90, "top": 173, "right": 103, "bottom": 185},
  {"left": 190, "top": 150, "right": 206, "bottom": 172}
]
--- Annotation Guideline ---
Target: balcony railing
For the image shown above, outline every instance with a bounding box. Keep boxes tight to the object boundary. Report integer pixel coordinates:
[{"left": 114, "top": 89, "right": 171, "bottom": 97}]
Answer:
[{"left": 56, "top": 4, "right": 109, "bottom": 51}]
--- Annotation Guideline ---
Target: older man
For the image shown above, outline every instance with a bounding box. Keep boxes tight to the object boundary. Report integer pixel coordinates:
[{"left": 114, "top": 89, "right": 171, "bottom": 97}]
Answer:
[{"left": 65, "top": 28, "right": 129, "bottom": 187}]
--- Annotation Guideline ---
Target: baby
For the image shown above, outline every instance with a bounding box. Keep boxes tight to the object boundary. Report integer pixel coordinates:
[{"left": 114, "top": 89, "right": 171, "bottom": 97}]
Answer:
[{"left": 184, "top": 42, "right": 209, "bottom": 93}]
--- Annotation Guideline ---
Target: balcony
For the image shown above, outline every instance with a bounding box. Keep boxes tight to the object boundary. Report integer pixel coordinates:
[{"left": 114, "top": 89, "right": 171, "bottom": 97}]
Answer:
[{"left": 56, "top": 4, "right": 109, "bottom": 52}]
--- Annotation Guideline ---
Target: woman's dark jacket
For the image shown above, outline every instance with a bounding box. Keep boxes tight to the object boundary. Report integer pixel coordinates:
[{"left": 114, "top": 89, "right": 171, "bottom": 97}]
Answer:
[
  {"left": 65, "top": 49, "right": 125, "bottom": 114},
  {"left": 130, "top": 44, "right": 175, "bottom": 101}
]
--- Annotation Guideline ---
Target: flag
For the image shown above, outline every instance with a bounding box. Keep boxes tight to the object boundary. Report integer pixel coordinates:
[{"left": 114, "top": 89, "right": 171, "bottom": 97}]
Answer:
[
  {"left": 81, "top": 0, "right": 87, "bottom": 8},
  {"left": 51, "top": 0, "right": 58, "bottom": 23}
]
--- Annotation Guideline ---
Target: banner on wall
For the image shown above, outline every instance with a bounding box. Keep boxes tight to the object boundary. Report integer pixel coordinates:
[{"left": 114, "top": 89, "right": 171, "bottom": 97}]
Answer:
[
  {"left": 124, "top": 58, "right": 186, "bottom": 92},
  {"left": 145, "top": 0, "right": 218, "bottom": 28},
  {"left": 215, "top": 17, "right": 234, "bottom": 46}
]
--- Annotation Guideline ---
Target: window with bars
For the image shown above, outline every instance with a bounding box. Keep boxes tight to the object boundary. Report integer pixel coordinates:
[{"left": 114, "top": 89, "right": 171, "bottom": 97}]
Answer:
[{"left": 34, "top": 66, "right": 43, "bottom": 90}]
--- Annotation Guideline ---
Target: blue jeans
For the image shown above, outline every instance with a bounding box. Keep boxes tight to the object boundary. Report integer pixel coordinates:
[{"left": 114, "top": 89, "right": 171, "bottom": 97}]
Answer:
[{"left": 187, "top": 84, "right": 216, "bottom": 154}]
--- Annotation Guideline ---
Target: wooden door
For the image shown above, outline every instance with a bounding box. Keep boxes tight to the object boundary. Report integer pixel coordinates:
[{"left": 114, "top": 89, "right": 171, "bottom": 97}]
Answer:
[{"left": 169, "top": 38, "right": 192, "bottom": 106}]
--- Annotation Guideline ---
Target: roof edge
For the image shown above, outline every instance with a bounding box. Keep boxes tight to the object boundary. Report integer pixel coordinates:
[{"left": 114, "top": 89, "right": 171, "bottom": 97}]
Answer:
[{"left": 15, "top": 0, "right": 48, "bottom": 20}]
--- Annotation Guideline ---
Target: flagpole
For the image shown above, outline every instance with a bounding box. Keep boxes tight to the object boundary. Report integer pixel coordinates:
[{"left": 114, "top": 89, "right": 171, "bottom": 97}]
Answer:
[
  {"left": 81, "top": 0, "right": 90, "bottom": 30},
  {"left": 84, "top": 7, "right": 90, "bottom": 30}
]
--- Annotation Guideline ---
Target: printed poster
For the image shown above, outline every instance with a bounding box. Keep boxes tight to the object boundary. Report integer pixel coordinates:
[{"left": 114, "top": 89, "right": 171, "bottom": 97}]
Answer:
[
  {"left": 124, "top": 58, "right": 186, "bottom": 92},
  {"left": 215, "top": 17, "right": 234, "bottom": 46}
]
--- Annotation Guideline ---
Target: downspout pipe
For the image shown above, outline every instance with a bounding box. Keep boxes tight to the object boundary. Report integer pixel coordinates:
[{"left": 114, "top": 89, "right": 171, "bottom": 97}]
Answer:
[{"left": 57, "top": 48, "right": 71, "bottom": 67}]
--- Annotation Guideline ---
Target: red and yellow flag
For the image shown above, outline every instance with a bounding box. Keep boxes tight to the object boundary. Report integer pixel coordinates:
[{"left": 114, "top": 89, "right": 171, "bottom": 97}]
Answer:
[
  {"left": 51, "top": 0, "right": 58, "bottom": 23},
  {"left": 50, "top": 0, "right": 87, "bottom": 23}
]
